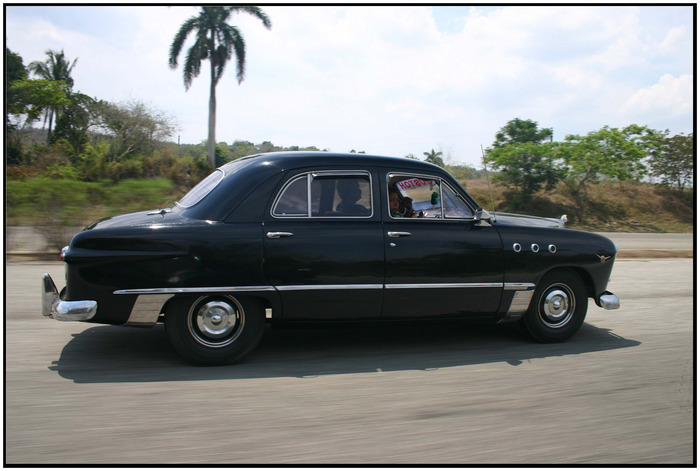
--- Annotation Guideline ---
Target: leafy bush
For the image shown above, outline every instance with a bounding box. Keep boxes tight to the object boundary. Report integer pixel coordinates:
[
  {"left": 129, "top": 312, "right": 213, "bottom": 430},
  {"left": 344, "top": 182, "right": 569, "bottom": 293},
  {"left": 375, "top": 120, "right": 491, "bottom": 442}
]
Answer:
[
  {"left": 40, "top": 163, "right": 82, "bottom": 180},
  {"left": 6, "top": 177, "right": 180, "bottom": 228}
]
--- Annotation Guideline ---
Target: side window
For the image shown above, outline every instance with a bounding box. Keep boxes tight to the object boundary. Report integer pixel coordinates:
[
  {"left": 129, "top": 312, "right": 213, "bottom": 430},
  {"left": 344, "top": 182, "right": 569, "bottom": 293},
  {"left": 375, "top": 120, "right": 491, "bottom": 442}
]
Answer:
[
  {"left": 311, "top": 174, "right": 371, "bottom": 217},
  {"left": 388, "top": 174, "right": 474, "bottom": 219},
  {"left": 388, "top": 175, "right": 442, "bottom": 218},
  {"left": 272, "top": 172, "right": 372, "bottom": 218},
  {"left": 443, "top": 184, "right": 474, "bottom": 219},
  {"left": 272, "top": 175, "right": 308, "bottom": 216}
]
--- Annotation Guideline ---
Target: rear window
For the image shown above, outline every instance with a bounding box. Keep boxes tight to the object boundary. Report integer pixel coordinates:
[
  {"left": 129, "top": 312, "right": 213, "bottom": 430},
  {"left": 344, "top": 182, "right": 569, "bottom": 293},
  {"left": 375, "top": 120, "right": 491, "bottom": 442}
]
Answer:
[{"left": 176, "top": 170, "right": 224, "bottom": 208}]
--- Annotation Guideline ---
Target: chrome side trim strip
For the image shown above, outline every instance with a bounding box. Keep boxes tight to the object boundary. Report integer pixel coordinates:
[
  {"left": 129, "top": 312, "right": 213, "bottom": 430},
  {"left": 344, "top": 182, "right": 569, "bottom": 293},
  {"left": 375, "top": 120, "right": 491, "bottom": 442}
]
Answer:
[
  {"left": 114, "top": 283, "right": 540, "bottom": 295},
  {"left": 114, "top": 286, "right": 277, "bottom": 295},
  {"left": 115, "top": 283, "right": 538, "bottom": 295},
  {"left": 276, "top": 284, "right": 384, "bottom": 291},
  {"left": 504, "top": 283, "right": 536, "bottom": 291},
  {"left": 123, "top": 294, "right": 174, "bottom": 327},
  {"left": 385, "top": 283, "right": 502, "bottom": 289}
]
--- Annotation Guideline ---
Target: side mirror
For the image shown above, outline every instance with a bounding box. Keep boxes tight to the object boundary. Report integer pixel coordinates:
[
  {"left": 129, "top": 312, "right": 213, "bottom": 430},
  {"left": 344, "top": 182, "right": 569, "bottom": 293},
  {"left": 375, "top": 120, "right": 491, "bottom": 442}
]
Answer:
[{"left": 475, "top": 209, "right": 493, "bottom": 221}]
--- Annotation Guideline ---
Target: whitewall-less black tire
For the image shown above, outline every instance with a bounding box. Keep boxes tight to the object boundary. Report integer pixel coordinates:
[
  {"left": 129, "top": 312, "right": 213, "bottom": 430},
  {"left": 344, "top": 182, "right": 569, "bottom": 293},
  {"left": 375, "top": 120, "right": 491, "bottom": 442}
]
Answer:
[
  {"left": 165, "top": 295, "right": 265, "bottom": 365},
  {"left": 521, "top": 270, "right": 588, "bottom": 343}
]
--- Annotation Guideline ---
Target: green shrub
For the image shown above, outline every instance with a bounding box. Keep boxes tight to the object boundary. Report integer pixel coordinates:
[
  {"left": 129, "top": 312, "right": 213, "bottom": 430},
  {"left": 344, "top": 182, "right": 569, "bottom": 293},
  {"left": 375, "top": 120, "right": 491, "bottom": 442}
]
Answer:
[
  {"left": 105, "top": 178, "right": 176, "bottom": 207},
  {"left": 40, "top": 163, "right": 82, "bottom": 180},
  {"left": 6, "top": 177, "right": 180, "bottom": 227}
]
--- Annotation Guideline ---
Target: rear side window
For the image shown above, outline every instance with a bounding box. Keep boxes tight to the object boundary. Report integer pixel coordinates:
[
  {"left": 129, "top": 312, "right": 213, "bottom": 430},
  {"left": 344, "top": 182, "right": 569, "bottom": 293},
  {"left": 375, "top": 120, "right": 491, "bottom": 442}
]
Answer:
[
  {"left": 272, "top": 175, "right": 308, "bottom": 216},
  {"left": 272, "top": 171, "right": 372, "bottom": 218}
]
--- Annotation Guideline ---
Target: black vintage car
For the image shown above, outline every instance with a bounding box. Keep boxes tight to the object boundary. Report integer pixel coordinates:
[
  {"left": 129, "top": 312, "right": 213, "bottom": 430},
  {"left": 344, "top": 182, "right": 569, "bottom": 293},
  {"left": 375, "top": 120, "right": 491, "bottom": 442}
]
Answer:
[{"left": 42, "top": 152, "right": 620, "bottom": 365}]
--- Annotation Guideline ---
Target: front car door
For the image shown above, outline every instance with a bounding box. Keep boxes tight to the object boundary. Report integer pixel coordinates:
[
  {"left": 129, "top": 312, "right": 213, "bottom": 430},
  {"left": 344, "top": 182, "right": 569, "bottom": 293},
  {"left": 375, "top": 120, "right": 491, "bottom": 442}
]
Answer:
[
  {"left": 383, "top": 172, "right": 504, "bottom": 318},
  {"left": 263, "top": 169, "right": 384, "bottom": 319}
]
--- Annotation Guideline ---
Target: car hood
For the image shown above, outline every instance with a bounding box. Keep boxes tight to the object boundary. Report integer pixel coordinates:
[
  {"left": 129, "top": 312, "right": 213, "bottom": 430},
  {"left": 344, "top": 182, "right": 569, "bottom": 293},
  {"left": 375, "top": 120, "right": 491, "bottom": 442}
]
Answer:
[{"left": 492, "top": 212, "right": 567, "bottom": 229}]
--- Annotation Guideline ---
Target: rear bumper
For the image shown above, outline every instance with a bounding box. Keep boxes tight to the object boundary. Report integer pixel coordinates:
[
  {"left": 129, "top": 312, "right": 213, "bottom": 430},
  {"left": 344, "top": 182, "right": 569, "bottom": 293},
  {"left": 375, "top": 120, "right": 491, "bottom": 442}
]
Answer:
[
  {"left": 596, "top": 291, "right": 620, "bottom": 310},
  {"left": 42, "top": 273, "right": 97, "bottom": 321}
]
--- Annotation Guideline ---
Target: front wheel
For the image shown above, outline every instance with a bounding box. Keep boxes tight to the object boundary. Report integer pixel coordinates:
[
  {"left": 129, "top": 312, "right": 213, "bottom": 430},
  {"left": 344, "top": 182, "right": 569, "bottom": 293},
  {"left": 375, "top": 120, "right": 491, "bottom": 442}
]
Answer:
[
  {"left": 521, "top": 270, "right": 588, "bottom": 343},
  {"left": 165, "top": 295, "right": 265, "bottom": 365}
]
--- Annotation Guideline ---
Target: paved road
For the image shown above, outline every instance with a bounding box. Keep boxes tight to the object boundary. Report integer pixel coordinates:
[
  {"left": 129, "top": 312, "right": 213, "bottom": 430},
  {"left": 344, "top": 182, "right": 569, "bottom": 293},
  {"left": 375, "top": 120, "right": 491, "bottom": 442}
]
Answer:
[
  {"left": 5, "top": 260, "right": 694, "bottom": 464},
  {"left": 596, "top": 232, "right": 694, "bottom": 252}
]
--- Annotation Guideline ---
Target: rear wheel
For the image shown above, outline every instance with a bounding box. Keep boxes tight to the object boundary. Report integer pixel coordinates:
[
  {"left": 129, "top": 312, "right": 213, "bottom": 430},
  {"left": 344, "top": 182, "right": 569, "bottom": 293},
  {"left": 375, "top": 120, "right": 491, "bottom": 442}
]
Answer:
[
  {"left": 521, "top": 270, "right": 587, "bottom": 343},
  {"left": 165, "top": 295, "right": 265, "bottom": 365}
]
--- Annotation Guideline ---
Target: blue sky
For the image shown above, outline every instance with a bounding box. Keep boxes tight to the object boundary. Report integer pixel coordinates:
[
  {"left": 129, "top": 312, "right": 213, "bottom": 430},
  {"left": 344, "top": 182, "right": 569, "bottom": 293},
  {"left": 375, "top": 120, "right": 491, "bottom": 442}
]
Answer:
[{"left": 5, "top": 5, "right": 695, "bottom": 167}]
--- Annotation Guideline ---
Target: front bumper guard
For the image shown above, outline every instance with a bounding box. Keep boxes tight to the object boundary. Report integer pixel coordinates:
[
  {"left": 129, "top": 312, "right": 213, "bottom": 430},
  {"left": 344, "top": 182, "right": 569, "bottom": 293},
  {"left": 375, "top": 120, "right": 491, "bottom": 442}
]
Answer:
[
  {"left": 42, "top": 273, "right": 97, "bottom": 321},
  {"left": 596, "top": 291, "right": 620, "bottom": 310}
]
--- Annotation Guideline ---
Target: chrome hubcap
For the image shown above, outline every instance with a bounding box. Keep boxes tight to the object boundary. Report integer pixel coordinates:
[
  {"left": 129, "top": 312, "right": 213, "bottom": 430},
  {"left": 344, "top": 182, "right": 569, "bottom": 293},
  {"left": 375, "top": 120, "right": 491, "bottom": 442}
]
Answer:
[
  {"left": 540, "top": 285, "right": 574, "bottom": 328},
  {"left": 188, "top": 297, "right": 244, "bottom": 348}
]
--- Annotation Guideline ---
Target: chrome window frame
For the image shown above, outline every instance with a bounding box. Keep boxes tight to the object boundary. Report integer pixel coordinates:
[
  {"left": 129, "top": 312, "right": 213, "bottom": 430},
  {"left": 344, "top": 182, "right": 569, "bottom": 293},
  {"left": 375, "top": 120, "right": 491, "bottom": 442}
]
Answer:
[
  {"left": 386, "top": 173, "right": 477, "bottom": 221},
  {"left": 271, "top": 170, "right": 374, "bottom": 219}
]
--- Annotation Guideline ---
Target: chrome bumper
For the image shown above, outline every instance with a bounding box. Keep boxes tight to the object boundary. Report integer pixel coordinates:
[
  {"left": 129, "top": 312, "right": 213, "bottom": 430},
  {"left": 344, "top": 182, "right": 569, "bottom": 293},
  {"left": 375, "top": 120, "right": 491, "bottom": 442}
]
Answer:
[
  {"left": 596, "top": 291, "right": 620, "bottom": 310},
  {"left": 42, "top": 273, "right": 97, "bottom": 321}
]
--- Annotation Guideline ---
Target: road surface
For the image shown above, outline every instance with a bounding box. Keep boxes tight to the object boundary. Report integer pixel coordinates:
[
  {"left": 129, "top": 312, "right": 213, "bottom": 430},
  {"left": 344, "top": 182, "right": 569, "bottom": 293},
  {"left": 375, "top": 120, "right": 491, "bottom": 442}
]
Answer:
[{"left": 4, "top": 259, "right": 694, "bottom": 464}]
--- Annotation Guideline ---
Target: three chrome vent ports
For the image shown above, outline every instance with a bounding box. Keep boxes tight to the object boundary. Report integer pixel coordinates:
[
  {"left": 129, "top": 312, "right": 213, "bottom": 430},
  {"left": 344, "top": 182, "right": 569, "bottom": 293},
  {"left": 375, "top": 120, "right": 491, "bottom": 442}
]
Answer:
[{"left": 513, "top": 243, "right": 557, "bottom": 253}]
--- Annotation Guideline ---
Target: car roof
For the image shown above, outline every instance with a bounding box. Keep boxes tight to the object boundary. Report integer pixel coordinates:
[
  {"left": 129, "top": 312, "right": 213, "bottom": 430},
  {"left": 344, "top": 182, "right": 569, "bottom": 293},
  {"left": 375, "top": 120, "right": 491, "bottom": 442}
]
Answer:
[{"left": 231, "top": 151, "right": 444, "bottom": 172}]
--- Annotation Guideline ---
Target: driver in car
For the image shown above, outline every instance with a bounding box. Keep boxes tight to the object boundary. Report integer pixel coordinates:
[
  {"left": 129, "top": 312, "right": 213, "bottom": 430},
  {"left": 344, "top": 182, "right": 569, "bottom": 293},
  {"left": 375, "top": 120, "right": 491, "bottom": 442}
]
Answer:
[{"left": 389, "top": 189, "right": 416, "bottom": 218}]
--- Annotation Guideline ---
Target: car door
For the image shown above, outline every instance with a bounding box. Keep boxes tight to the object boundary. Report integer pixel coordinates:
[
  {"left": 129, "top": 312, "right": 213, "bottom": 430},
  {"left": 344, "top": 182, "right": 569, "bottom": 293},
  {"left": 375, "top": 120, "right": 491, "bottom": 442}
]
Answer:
[
  {"left": 263, "top": 169, "right": 384, "bottom": 319},
  {"left": 383, "top": 173, "right": 504, "bottom": 318}
]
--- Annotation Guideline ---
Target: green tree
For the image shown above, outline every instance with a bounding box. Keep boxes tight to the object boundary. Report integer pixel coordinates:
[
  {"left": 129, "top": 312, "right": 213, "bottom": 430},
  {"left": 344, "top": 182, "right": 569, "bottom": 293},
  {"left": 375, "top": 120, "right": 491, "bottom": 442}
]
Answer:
[
  {"left": 215, "top": 141, "right": 232, "bottom": 167},
  {"left": 6, "top": 79, "right": 70, "bottom": 165},
  {"left": 6, "top": 79, "right": 70, "bottom": 127},
  {"left": 423, "top": 148, "right": 445, "bottom": 167},
  {"left": 28, "top": 49, "right": 78, "bottom": 144},
  {"left": 553, "top": 125, "right": 661, "bottom": 223},
  {"left": 6, "top": 48, "right": 27, "bottom": 83},
  {"left": 92, "top": 99, "right": 177, "bottom": 162},
  {"left": 485, "top": 142, "right": 559, "bottom": 207},
  {"left": 6, "top": 49, "right": 29, "bottom": 164},
  {"left": 493, "top": 117, "right": 553, "bottom": 148},
  {"left": 649, "top": 132, "right": 694, "bottom": 192},
  {"left": 231, "top": 139, "right": 257, "bottom": 159},
  {"left": 169, "top": 6, "right": 271, "bottom": 168},
  {"left": 51, "top": 91, "right": 96, "bottom": 156},
  {"left": 484, "top": 118, "right": 558, "bottom": 206}
]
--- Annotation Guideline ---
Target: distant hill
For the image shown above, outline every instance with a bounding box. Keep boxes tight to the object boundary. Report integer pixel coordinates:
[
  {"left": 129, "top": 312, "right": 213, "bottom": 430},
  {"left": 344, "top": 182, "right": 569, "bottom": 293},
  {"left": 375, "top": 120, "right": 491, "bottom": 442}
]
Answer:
[{"left": 458, "top": 177, "right": 693, "bottom": 233}]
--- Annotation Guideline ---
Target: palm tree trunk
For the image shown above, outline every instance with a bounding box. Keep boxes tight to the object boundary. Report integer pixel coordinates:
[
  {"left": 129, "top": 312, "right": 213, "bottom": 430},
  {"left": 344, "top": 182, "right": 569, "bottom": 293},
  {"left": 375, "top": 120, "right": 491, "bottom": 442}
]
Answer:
[
  {"left": 206, "top": 34, "right": 218, "bottom": 169},
  {"left": 207, "top": 65, "right": 217, "bottom": 169}
]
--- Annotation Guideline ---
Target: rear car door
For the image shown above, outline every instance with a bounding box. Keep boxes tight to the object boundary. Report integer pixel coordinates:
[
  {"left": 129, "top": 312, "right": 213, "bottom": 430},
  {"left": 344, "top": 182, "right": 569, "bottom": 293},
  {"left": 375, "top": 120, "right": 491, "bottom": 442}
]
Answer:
[{"left": 263, "top": 169, "right": 384, "bottom": 319}]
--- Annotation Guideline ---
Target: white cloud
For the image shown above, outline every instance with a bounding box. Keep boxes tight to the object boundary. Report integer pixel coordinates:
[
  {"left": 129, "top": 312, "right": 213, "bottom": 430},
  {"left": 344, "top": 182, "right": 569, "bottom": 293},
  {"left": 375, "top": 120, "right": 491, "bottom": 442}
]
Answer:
[
  {"left": 622, "top": 73, "right": 693, "bottom": 116},
  {"left": 5, "top": 5, "right": 694, "bottom": 166}
]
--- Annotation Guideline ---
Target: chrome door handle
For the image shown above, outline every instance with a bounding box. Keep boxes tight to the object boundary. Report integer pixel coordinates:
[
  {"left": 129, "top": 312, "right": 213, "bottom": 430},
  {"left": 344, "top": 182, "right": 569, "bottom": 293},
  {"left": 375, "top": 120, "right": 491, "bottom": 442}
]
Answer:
[
  {"left": 266, "top": 232, "right": 294, "bottom": 239},
  {"left": 387, "top": 232, "right": 412, "bottom": 238}
]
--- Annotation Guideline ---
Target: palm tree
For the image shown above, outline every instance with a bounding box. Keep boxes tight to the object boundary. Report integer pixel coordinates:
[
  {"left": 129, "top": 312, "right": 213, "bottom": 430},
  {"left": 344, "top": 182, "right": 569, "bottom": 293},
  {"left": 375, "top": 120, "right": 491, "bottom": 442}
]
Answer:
[
  {"left": 423, "top": 149, "right": 445, "bottom": 167},
  {"left": 169, "top": 6, "right": 271, "bottom": 168},
  {"left": 28, "top": 49, "right": 78, "bottom": 144}
]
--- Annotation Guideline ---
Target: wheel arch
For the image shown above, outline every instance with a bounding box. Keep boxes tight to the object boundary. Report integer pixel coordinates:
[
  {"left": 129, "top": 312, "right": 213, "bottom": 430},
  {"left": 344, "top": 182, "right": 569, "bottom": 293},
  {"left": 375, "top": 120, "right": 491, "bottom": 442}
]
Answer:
[
  {"left": 160, "top": 291, "right": 277, "bottom": 321},
  {"left": 537, "top": 266, "right": 595, "bottom": 300}
]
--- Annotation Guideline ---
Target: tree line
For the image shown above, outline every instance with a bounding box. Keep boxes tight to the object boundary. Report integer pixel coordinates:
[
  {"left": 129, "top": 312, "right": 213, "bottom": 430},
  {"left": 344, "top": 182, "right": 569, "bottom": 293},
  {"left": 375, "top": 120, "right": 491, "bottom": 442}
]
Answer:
[
  {"left": 483, "top": 118, "right": 693, "bottom": 223},
  {"left": 5, "top": 45, "right": 693, "bottom": 228}
]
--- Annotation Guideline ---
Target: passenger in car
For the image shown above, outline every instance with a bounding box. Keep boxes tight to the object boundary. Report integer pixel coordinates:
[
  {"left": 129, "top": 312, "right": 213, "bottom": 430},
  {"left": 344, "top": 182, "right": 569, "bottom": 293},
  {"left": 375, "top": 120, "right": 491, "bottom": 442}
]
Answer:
[{"left": 335, "top": 179, "right": 369, "bottom": 215}]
